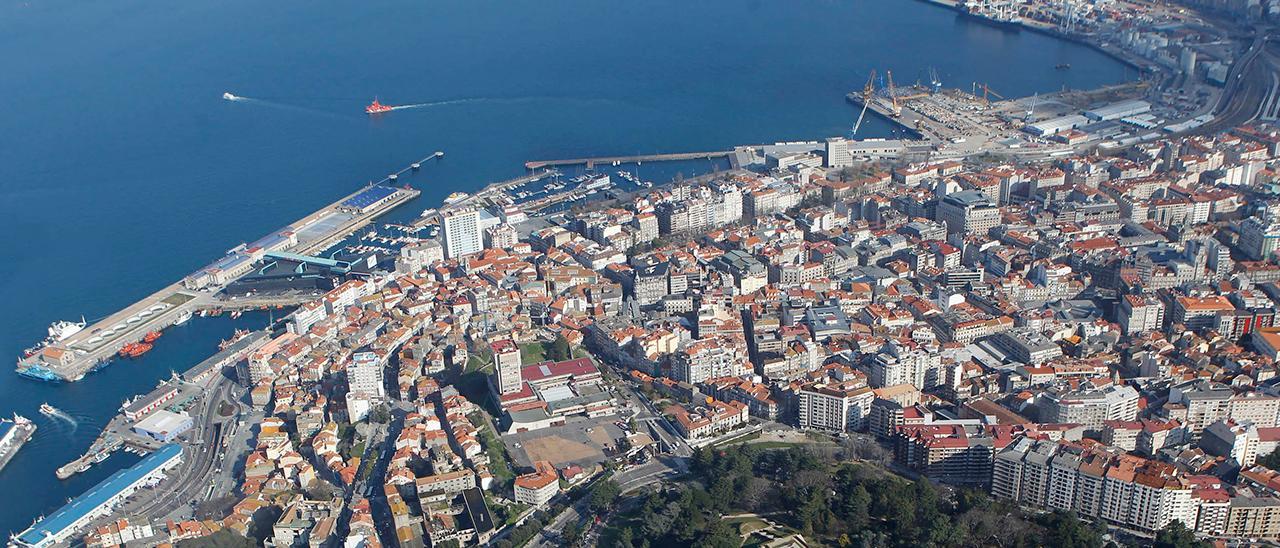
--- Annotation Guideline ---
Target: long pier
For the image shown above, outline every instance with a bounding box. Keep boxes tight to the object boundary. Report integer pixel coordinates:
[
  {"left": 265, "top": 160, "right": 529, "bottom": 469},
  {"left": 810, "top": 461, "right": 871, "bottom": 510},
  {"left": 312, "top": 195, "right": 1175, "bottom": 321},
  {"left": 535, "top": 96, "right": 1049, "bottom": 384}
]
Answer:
[
  {"left": 18, "top": 159, "right": 428, "bottom": 383},
  {"left": 524, "top": 151, "right": 730, "bottom": 170}
]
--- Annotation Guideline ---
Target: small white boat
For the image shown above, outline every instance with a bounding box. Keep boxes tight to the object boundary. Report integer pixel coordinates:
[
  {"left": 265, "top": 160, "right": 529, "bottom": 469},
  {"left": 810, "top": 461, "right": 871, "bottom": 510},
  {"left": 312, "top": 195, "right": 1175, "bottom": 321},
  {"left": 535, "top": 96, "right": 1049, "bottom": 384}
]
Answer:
[
  {"left": 174, "top": 309, "right": 193, "bottom": 326},
  {"left": 222, "top": 92, "right": 237, "bottom": 101},
  {"left": 39, "top": 403, "right": 60, "bottom": 416}
]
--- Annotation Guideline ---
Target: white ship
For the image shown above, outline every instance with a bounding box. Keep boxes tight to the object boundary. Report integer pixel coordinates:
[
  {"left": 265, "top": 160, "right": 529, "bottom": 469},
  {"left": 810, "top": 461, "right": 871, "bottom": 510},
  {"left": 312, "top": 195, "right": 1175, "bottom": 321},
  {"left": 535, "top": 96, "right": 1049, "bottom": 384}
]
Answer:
[
  {"left": 0, "top": 414, "right": 36, "bottom": 472},
  {"left": 174, "top": 309, "right": 193, "bottom": 326},
  {"left": 48, "top": 319, "right": 85, "bottom": 342},
  {"left": 222, "top": 92, "right": 238, "bottom": 100},
  {"left": 38, "top": 403, "right": 60, "bottom": 417},
  {"left": 22, "top": 318, "right": 86, "bottom": 358}
]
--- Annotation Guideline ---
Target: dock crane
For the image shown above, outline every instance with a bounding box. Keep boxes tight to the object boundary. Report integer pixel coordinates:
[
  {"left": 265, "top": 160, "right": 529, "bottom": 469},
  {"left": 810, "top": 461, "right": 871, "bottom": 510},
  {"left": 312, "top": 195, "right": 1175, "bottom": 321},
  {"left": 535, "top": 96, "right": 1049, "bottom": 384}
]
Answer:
[
  {"left": 852, "top": 70, "right": 876, "bottom": 136},
  {"left": 886, "top": 70, "right": 902, "bottom": 117},
  {"left": 1025, "top": 92, "right": 1039, "bottom": 122},
  {"left": 975, "top": 82, "right": 1004, "bottom": 106}
]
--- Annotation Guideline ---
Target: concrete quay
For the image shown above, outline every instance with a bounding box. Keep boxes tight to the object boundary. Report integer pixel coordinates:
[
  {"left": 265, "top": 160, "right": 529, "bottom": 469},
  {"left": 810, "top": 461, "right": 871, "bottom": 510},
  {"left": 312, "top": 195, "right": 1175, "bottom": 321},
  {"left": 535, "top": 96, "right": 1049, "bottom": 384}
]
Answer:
[
  {"left": 524, "top": 150, "right": 730, "bottom": 170},
  {"left": 18, "top": 171, "right": 422, "bottom": 383}
]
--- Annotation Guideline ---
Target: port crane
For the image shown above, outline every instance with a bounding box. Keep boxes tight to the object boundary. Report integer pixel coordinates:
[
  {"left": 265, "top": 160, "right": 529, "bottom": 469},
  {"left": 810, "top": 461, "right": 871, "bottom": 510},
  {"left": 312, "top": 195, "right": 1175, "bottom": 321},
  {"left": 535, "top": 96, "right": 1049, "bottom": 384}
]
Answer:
[
  {"left": 885, "top": 70, "right": 902, "bottom": 117},
  {"left": 972, "top": 82, "right": 1004, "bottom": 106},
  {"left": 852, "top": 70, "right": 876, "bottom": 136}
]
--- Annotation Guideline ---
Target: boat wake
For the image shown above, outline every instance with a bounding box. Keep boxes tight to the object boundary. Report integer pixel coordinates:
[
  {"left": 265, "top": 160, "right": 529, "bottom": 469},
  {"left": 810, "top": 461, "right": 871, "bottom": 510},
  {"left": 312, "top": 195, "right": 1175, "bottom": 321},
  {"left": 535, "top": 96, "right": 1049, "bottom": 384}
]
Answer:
[
  {"left": 390, "top": 97, "right": 489, "bottom": 111},
  {"left": 45, "top": 409, "right": 77, "bottom": 428},
  {"left": 222, "top": 93, "right": 355, "bottom": 121}
]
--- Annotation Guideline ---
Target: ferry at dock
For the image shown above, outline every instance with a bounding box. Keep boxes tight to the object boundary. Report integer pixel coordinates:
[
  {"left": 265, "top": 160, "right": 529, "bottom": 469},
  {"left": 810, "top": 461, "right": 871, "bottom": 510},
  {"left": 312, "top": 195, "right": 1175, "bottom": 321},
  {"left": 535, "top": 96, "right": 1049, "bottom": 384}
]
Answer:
[{"left": 22, "top": 318, "right": 86, "bottom": 358}]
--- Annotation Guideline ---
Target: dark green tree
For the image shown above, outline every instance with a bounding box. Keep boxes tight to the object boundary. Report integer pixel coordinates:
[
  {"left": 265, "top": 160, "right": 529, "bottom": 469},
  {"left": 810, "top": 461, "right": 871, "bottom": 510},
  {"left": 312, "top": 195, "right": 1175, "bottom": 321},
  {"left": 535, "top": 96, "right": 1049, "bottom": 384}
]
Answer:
[
  {"left": 1040, "top": 510, "right": 1103, "bottom": 548},
  {"left": 1153, "top": 521, "right": 1209, "bottom": 548},
  {"left": 589, "top": 479, "right": 621, "bottom": 516},
  {"left": 842, "top": 484, "right": 871, "bottom": 531},
  {"left": 1258, "top": 447, "right": 1280, "bottom": 470},
  {"left": 547, "top": 334, "right": 572, "bottom": 361},
  {"left": 616, "top": 526, "right": 635, "bottom": 548},
  {"left": 563, "top": 522, "right": 581, "bottom": 546},
  {"left": 695, "top": 519, "right": 740, "bottom": 548}
]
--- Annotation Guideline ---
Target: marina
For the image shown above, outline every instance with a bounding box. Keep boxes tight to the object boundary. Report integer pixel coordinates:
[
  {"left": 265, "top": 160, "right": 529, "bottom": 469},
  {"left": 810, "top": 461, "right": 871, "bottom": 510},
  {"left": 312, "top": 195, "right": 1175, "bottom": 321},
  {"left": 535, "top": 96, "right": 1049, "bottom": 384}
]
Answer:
[{"left": 523, "top": 150, "right": 733, "bottom": 170}]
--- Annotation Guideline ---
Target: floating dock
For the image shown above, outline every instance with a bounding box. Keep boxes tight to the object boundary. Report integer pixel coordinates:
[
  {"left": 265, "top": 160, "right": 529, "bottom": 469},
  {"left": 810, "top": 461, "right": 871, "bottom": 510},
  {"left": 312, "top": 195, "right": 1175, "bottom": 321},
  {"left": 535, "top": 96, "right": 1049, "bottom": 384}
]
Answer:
[{"left": 18, "top": 164, "right": 425, "bottom": 383}]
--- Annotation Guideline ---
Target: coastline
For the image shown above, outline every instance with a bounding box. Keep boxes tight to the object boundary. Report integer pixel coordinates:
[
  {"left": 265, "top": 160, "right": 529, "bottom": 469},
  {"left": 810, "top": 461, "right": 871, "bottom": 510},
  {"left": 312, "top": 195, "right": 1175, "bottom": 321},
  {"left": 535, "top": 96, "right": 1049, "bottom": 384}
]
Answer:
[{"left": 911, "top": 0, "right": 1147, "bottom": 73}]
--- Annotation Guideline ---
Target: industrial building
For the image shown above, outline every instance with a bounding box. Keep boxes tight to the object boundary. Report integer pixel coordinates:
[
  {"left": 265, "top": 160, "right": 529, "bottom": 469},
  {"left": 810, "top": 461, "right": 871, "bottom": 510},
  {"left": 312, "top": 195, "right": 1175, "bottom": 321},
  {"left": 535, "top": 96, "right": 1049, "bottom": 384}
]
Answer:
[
  {"left": 12, "top": 444, "right": 182, "bottom": 548},
  {"left": 1026, "top": 115, "right": 1089, "bottom": 136},
  {"left": 338, "top": 185, "right": 400, "bottom": 214},
  {"left": 131, "top": 410, "right": 193, "bottom": 442},
  {"left": 1083, "top": 100, "right": 1151, "bottom": 122}
]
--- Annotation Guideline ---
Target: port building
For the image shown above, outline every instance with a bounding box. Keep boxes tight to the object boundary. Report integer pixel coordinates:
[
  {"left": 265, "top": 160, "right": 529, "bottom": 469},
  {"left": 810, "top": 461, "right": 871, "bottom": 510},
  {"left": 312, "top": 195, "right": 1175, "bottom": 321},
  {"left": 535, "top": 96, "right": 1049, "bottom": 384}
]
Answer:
[
  {"left": 1083, "top": 100, "right": 1151, "bottom": 122},
  {"left": 1026, "top": 115, "right": 1089, "bottom": 137},
  {"left": 11, "top": 444, "right": 182, "bottom": 548},
  {"left": 131, "top": 410, "right": 193, "bottom": 442},
  {"left": 339, "top": 185, "right": 400, "bottom": 214}
]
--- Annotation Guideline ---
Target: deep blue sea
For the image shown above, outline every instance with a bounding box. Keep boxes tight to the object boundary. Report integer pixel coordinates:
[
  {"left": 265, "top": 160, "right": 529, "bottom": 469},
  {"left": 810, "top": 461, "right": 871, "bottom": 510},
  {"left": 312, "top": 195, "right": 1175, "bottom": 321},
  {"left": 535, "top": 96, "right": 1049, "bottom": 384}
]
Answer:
[{"left": 0, "top": 0, "right": 1128, "bottom": 535}]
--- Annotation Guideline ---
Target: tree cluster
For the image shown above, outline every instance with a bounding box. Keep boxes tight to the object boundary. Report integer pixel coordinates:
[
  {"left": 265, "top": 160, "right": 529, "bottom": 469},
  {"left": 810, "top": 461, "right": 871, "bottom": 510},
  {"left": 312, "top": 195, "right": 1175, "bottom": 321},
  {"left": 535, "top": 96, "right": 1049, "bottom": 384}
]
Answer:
[{"left": 599, "top": 444, "right": 1204, "bottom": 548}]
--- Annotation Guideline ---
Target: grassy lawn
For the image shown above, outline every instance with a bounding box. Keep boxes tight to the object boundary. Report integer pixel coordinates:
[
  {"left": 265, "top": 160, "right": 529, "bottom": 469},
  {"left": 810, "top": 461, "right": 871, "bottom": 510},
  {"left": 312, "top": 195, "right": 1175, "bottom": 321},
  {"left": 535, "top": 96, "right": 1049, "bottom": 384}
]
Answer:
[
  {"left": 470, "top": 412, "right": 516, "bottom": 485},
  {"left": 723, "top": 516, "right": 770, "bottom": 536},
  {"left": 520, "top": 342, "right": 547, "bottom": 364},
  {"left": 465, "top": 348, "right": 493, "bottom": 373},
  {"left": 749, "top": 441, "right": 808, "bottom": 450},
  {"left": 713, "top": 431, "right": 761, "bottom": 448}
]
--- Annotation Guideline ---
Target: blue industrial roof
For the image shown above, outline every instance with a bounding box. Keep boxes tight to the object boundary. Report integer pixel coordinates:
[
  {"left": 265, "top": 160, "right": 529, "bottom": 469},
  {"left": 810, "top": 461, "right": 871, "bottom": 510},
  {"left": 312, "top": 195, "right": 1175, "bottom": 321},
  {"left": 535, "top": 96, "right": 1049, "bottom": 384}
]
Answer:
[
  {"left": 265, "top": 251, "right": 343, "bottom": 269},
  {"left": 342, "top": 185, "right": 397, "bottom": 209},
  {"left": 17, "top": 444, "right": 182, "bottom": 546}
]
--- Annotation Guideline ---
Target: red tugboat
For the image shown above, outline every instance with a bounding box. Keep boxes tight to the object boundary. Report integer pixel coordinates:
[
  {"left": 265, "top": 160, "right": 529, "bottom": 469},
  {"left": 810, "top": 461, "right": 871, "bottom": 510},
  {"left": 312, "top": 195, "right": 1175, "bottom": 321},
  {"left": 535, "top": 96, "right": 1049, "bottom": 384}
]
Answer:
[
  {"left": 366, "top": 98, "right": 394, "bottom": 114},
  {"left": 127, "top": 343, "right": 153, "bottom": 358},
  {"left": 143, "top": 331, "right": 162, "bottom": 343},
  {"left": 118, "top": 341, "right": 154, "bottom": 358}
]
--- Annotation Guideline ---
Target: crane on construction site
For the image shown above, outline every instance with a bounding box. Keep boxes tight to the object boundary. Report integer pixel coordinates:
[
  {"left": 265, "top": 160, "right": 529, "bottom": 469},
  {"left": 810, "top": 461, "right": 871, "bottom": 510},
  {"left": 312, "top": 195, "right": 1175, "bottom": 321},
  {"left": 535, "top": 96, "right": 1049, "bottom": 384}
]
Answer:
[{"left": 852, "top": 70, "right": 876, "bottom": 136}]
